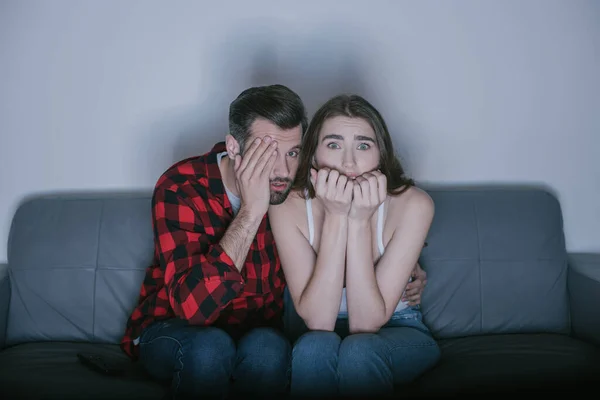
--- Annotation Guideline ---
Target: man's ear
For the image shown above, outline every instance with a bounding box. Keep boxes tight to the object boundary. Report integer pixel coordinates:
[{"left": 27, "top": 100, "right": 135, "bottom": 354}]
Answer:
[{"left": 225, "top": 134, "right": 241, "bottom": 158}]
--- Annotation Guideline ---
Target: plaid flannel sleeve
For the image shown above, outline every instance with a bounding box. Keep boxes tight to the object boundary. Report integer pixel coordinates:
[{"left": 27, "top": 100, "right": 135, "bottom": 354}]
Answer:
[{"left": 153, "top": 185, "right": 244, "bottom": 325}]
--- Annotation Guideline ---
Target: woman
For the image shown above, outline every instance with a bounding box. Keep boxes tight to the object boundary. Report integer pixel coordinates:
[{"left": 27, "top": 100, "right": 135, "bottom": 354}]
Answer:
[{"left": 268, "top": 94, "right": 440, "bottom": 397}]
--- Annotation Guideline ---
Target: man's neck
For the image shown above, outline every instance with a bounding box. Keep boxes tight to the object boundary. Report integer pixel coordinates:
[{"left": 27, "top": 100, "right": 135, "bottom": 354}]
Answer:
[{"left": 219, "top": 154, "right": 240, "bottom": 198}]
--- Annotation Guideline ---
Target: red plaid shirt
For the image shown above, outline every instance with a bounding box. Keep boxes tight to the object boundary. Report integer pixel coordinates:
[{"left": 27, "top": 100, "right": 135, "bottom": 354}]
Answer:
[{"left": 121, "top": 142, "right": 286, "bottom": 360}]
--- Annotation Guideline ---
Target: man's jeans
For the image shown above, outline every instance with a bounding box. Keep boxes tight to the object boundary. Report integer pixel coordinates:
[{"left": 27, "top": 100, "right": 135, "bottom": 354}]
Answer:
[
  {"left": 138, "top": 319, "right": 291, "bottom": 399},
  {"left": 287, "top": 306, "right": 441, "bottom": 398}
]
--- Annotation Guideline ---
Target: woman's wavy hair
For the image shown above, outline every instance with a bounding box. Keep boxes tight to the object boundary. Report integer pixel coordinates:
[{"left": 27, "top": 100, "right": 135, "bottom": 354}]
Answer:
[{"left": 293, "top": 94, "right": 414, "bottom": 198}]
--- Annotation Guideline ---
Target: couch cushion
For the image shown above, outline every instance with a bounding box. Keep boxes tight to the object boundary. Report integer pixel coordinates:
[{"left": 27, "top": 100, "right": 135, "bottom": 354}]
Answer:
[
  {"left": 6, "top": 194, "right": 154, "bottom": 346},
  {"left": 6, "top": 188, "right": 572, "bottom": 346},
  {"left": 0, "top": 342, "right": 166, "bottom": 400},
  {"left": 420, "top": 188, "right": 570, "bottom": 339},
  {"left": 411, "top": 333, "right": 600, "bottom": 394}
]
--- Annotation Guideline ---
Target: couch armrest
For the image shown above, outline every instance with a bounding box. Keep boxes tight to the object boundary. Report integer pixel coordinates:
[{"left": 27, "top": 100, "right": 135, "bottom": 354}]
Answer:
[
  {"left": 568, "top": 253, "right": 600, "bottom": 347},
  {"left": 0, "top": 263, "right": 9, "bottom": 349}
]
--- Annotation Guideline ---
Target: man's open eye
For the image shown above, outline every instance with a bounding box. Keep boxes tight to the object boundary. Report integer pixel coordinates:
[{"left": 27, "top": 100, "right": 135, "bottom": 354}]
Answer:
[
  {"left": 287, "top": 150, "right": 299, "bottom": 157},
  {"left": 327, "top": 142, "right": 341, "bottom": 149},
  {"left": 357, "top": 143, "right": 371, "bottom": 150}
]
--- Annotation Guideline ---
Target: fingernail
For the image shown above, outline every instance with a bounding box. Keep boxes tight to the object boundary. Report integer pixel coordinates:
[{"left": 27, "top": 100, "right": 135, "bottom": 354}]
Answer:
[
  {"left": 255, "top": 138, "right": 261, "bottom": 144},
  {"left": 264, "top": 136, "right": 272, "bottom": 143}
]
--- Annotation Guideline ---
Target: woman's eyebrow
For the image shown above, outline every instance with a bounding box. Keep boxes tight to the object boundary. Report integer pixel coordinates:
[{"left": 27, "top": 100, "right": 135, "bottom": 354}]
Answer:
[
  {"left": 355, "top": 135, "right": 375, "bottom": 143},
  {"left": 320, "top": 134, "right": 375, "bottom": 143},
  {"left": 321, "top": 134, "right": 344, "bottom": 142}
]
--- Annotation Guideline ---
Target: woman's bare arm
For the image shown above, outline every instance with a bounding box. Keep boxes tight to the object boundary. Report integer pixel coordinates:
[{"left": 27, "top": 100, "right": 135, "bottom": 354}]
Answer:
[
  {"left": 346, "top": 188, "right": 434, "bottom": 332},
  {"left": 268, "top": 197, "right": 347, "bottom": 331}
]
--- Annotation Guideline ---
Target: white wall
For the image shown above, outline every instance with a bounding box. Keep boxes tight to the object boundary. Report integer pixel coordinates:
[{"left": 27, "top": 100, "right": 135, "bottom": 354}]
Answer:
[{"left": 1, "top": 0, "right": 599, "bottom": 262}]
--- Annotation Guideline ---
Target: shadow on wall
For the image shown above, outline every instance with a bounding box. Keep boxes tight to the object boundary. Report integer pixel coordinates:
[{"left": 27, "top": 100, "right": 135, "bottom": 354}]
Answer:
[
  {"left": 133, "top": 21, "right": 374, "bottom": 185},
  {"left": 7, "top": 23, "right": 567, "bottom": 240}
]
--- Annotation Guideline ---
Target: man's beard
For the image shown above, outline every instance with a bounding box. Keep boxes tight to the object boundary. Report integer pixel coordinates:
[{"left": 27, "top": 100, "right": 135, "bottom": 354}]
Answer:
[{"left": 269, "top": 178, "right": 292, "bottom": 205}]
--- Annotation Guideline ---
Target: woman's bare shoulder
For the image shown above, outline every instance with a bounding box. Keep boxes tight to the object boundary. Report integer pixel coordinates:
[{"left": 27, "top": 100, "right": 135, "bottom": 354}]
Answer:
[
  {"left": 269, "top": 189, "right": 307, "bottom": 220},
  {"left": 268, "top": 190, "right": 311, "bottom": 244},
  {"left": 388, "top": 185, "right": 434, "bottom": 220}
]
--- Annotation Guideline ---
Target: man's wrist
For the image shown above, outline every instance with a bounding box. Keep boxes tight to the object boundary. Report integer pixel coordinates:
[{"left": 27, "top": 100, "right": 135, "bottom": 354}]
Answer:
[{"left": 238, "top": 205, "right": 265, "bottom": 228}]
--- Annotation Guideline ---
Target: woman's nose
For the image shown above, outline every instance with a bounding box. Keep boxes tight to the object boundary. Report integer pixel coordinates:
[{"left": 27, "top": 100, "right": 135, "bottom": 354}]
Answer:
[{"left": 342, "top": 150, "right": 355, "bottom": 168}]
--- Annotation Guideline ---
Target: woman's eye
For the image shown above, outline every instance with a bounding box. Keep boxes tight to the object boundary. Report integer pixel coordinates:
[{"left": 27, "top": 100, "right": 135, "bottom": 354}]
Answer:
[
  {"left": 287, "top": 150, "right": 299, "bottom": 157},
  {"left": 357, "top": 143, "right": 371, "bottom": 150},
  {"left": 327, "top": 142, "right": 340, "bottom": 149}
]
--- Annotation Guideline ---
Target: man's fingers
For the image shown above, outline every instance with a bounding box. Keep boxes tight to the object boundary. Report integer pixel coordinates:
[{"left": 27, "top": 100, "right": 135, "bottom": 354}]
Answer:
[
  {"left": 243, "top": 139, "right": 274, "bottom": 176},
  {"left": 405, "top": 279, "right": 419, "bottom": 289},
  {"left": 261, "top": 148, "right": 278, "bottom": 176},
  {"left": 233, "top": 154, "right": 242, "bottom": 172},
  {"left": 402, "top": 291, "right": 421, "bottom": 301},
  {"left": 406, "top": 294, "right": 421, "bottom": 302},
  {"left": 238, "top": 138, "right": 262, "bottom": 172},
  {"left": 251, "top": 139, "right": 275, "bottom": 169},
  {"left": 238, "top": 139, "right": 264, "bottom": 174},
  {"left": 255, "top": 141, "right": 278, "bottom": 176}
]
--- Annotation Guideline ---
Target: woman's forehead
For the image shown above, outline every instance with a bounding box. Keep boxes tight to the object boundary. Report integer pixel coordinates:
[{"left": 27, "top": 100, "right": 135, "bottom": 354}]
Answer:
[{"left": 320, "top": 116, "right": 375, "bottom": 138}]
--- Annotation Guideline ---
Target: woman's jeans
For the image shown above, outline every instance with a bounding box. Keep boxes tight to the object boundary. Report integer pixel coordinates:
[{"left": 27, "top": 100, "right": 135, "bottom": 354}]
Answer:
[{"left": 284, "top": 291, "right": 441, "bottom": 398}]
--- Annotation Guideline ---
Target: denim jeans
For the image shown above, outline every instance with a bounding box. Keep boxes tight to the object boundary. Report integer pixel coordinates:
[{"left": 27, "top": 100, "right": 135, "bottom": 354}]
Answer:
[
  {"left": 287, "top": 306, "right": 441, "bottom": 398},
  {"left": 138, "top": 319, "right": 291, "bottom": 399}
]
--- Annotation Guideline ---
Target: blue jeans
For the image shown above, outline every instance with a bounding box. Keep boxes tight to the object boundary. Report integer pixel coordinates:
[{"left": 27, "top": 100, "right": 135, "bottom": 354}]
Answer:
[
  {"left": 138, "top": 319, "right": 291, "bottom": 399},
  {"left": 288, "top": 307, "right": 441, "bottom": 398}
]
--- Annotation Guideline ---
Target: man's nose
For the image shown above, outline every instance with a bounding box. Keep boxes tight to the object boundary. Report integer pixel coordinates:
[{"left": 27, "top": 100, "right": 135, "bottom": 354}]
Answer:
[{"left": 271, "top": 151, "right": 290, "bottom": 178}]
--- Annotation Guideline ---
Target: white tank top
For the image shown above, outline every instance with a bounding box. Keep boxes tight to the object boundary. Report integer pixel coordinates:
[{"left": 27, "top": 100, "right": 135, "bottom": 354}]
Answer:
[{"left": 305, "top": 196, "right": 410, "bottom": 315}]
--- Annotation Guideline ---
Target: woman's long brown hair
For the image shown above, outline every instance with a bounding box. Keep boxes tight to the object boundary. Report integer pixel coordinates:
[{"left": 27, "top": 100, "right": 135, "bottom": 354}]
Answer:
[{"left": 293, "top": 94, "right": 415, "bottom": 199}]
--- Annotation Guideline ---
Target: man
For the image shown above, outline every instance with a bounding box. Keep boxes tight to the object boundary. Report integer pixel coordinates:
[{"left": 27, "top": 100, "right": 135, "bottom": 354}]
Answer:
[{"left": 121, "top": 84, "right": 428, "bottom": 399}]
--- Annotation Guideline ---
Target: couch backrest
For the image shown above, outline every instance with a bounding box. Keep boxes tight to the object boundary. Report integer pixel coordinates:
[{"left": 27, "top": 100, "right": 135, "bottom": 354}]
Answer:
[
  {"left": 5, "top": 187, "right": 570, "bottom": 346},
  {"left": 420, "top": 187, "right": 570, "bottom": 338},
  {"left": 6, "top": 193, "right": 154, "bottom": 346}
]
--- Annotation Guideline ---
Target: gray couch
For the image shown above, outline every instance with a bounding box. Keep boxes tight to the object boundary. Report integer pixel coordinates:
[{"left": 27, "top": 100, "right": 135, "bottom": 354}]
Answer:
[{"left": 1, "top": 187, "right": 599, "bottom": 399}]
